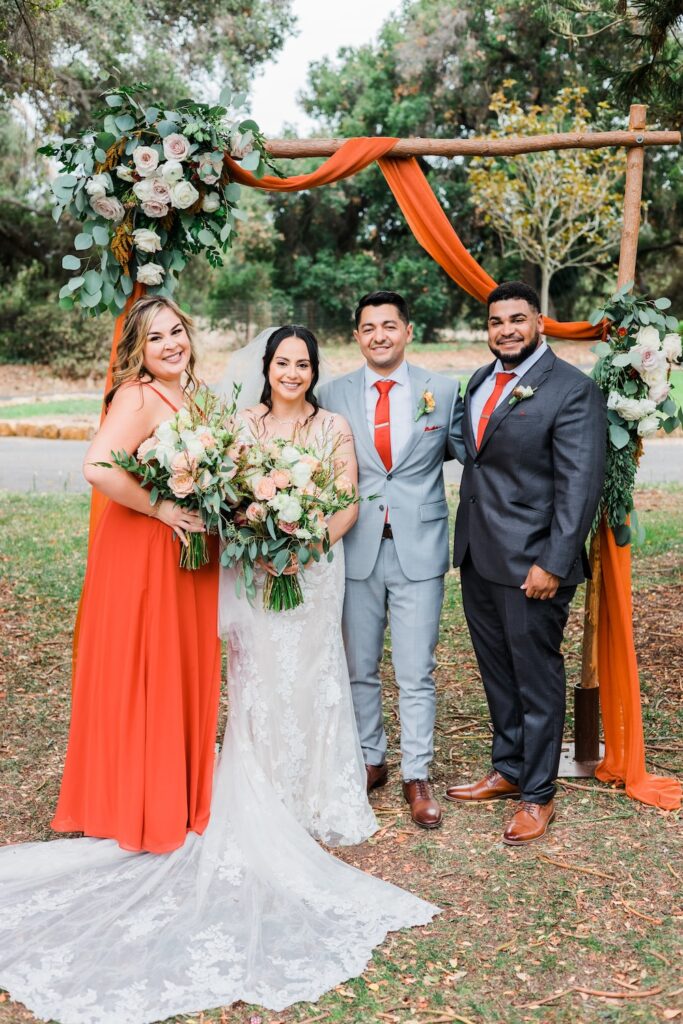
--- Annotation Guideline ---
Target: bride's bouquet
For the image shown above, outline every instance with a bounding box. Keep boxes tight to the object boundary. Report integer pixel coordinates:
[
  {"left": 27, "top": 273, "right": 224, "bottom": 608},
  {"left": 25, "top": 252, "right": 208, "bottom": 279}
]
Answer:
[
  {"left": 102, "top": 386, "right": 241, "bottom": 569},
  {"left": 220, "top": 428, "right": 358, "bottom": 611}
]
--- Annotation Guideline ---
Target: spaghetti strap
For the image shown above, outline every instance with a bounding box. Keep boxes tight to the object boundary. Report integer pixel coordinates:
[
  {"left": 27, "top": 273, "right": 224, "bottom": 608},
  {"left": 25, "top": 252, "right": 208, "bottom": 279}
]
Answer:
[{"left": 137, "top": 381, "right": 180, "bottom": 412}]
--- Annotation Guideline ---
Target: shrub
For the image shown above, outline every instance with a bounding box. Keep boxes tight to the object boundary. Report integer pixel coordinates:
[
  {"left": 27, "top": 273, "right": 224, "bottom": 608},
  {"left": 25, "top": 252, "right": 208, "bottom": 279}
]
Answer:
[{"left": 0, "top": 264, "right": 111, "bottom": 377}]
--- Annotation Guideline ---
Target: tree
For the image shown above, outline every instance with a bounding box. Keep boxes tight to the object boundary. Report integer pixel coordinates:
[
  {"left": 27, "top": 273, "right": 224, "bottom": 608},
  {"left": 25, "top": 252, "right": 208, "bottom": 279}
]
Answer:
[{"left": 466, "top": 85, "right": 625, "bottom": 314}]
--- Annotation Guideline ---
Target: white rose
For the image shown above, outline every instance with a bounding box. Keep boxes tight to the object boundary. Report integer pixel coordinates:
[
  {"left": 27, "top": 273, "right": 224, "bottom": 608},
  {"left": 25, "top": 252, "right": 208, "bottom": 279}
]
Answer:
[
  {"left": 133, "top": 146, "right": 160, "bottom": 177},
  {"left": 634, "top": 325, "right": 661, "bottom": 350},
  {"left": 607, "top": 394, "right": 656, "bottom": 421},
  {"left": 156, "top": 420, "right": 178, "bottom": 445},
  {"left": 648, "top": 380, "right": 671, "bottom": 405},
  {"left": 637, "top": 414, "right": 660, "bottom": 437},
  {"left": 201, "top": 191, "right": 221, "bottom": 213},
  {"left": 290, "top": 461, "right": 312, "bottom": 487},
  {"left": 639, "top": 352, "right": 668, "bottom": 385},
  {"left": 85, "top": 173, "right": 112, "bottom": 198},
  {"left": 170, "top": 179, "right": 200, "bottom": 210},
  {"left": 132, "top": 228, "right": 162, "bottom": 253},
  {"left": 153, "top": 441, "right": 176, "bottom": 468},
  {"left": 294, "top": 528, "right": 312, "bottom": 540},
  {"left": 115, "top": 164, "right": 135, "bottom": 182},
  {"left": 277, "top": 495, "right": 303, "bottom": 522},
  {"left": 280, "top": 445, "right": 301, "bottom": 465},
  {"left": 133, "top": 178, "right": 157, "bottom": 202},
  {"left": 136, "top": 262, "right": 165, "bottom": 285},
  {"left": 179, "top": 429, "right": 206, "bottom": 459},
  {"left": 90, "top": 195, "right": 125, "bottom": 222},
  {"left": 160, "top": 160, "right": 184, "bottom": 183},
  {"left": 662, "top": 333, "right": 682, "bottom": 364},
  {"left": 163, "top": 133, "right": 191, "bottom": 162},
  {"left": 141, "top": 200, "right": 169, "bottom": 219}
]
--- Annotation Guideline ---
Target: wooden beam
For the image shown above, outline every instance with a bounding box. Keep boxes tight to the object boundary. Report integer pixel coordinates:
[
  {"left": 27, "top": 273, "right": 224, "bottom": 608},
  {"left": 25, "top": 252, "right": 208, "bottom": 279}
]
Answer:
[{"left": 265, "top": 128, "right": 679, "bottom": 159}]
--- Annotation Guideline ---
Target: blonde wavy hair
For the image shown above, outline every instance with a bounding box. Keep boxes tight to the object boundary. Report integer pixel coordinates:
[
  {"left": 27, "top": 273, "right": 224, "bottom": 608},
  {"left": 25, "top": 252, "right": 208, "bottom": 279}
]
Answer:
[{"left": 106, "top": 295, "right": 200, "bottom": 406}]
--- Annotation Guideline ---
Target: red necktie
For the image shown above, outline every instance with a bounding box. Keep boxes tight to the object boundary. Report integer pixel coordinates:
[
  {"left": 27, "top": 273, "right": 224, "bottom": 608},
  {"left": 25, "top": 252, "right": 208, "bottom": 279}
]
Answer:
[
  {"left": 476, "top": 372, "right": 516, "bottom": 449},
  {"left": 374, "top": 379, "right": 396, "bottom": 470}
]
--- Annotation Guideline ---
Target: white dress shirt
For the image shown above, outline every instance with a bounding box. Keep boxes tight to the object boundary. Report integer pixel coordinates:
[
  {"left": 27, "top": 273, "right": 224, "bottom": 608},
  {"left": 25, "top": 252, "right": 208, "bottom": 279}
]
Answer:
[
  {"left": 364, "top": 360, "right": 413, "bottom": 466},
  {"left": 470, "top": 340, "right": 548, "bottom": 439}
]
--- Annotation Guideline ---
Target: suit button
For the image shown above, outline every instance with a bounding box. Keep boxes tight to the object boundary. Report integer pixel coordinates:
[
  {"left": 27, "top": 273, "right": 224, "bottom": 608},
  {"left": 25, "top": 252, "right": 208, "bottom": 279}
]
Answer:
[
  {"left": 379, "top": 504, "right": 385, "bottom": 511},
  {"left": 469, "top": 496, "right": 477, "bottom": 504},
  {"left": 387, "top": 473, "right": 393, "bottom": 480}
]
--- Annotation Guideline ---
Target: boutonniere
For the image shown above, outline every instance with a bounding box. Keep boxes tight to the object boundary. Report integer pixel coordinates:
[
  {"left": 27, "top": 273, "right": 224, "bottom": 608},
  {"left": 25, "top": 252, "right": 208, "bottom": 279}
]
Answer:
[
  {"left": 415, "top": 390, "right": 436, "bottom": 421},
  {"left": 508, "top": 385, "right": 537, "bottom": 407}
]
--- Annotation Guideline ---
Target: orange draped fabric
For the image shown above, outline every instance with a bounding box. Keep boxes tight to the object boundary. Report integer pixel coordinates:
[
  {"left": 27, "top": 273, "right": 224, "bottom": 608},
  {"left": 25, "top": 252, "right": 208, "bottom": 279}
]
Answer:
[{"left": 596, "top": 522, "right": 681, "bottom": 808}]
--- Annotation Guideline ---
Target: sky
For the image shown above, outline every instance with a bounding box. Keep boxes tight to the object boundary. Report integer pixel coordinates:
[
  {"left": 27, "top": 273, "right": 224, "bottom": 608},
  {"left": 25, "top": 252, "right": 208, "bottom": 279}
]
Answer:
[{"left": 248, "top": 0, "right": 402, "bottom": 137}]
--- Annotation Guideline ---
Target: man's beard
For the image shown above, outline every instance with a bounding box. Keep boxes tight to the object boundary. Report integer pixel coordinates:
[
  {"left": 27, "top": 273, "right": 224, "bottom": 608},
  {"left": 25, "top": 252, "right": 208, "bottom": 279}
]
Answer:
[{"left": 489, "top": 331, "right": 542, "bottom": 367}]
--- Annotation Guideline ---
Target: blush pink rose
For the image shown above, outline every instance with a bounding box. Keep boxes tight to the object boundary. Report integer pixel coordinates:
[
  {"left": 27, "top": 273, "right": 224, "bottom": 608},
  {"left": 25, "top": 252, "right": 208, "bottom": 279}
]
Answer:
[
  {"left": 169, "top": 472, "right": 195, "bottom": 497},
  {"left": 171, "top": 451, "right": 197, "bottom": 473},
  {"left": 335, "top": 474, "right": 354, "bottom": 495},
  {"left": 278, "top": 520, "right": 298, "bottom": 534},
  {"left": 141, "top": 199, "right": 169, "bottom": 219},
  {"left": 136, "top": 436, "right": 156, "bottom": 459},
  {"left": 301, "top": 481, "right": 318, "bottom": 497},
  {"left": 245, "top": 502, "right": 266, "bottom": 523},
  {"left": 163, "top": 133, "right": 191, "bottom": 161},
  {"left": 196, "top": 428, "right": 216, "bottom": 449},
  {"left": 299, "top": 454, "right": 321, "bottom": 473},
  {"left": 253, "top": 476, "right": 277, "bottom": 501},
  {"left": 269, "top": 468, "right": 291, "bottom": 489},
  {"left": 228, "top": 442, "right": 247, "bottom": 461}
]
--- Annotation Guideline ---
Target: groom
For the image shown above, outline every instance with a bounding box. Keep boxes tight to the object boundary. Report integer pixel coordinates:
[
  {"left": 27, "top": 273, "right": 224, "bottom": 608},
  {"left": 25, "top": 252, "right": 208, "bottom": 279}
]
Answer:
[
  {"left": 319, "top": 291, "right": 465, "bottom": 828},
  {"left": 446, "top": 281, "right": 606, "bottom": 844}
]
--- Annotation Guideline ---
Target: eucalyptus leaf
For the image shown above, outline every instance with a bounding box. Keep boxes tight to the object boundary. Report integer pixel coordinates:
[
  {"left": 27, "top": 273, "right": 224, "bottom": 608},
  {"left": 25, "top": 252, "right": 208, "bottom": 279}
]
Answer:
[
  {"left": 609, "top": 423, "right": 631, "bottom": 449},
  {"left": 611, "top": 353, "right": 632, "bottom": 367},
  {"left": 58, "top": 296, "right": 75, "bottom": 311},
  {"left": 80, "top": 289, "right": 102, "bottom": 308},
  {"left": 198, "top": 228, "right": 217, "bottom": 247},
  {"left": 156, "top": 119, "right": 178, "bottom": 138},
  {"left": 115, "top": 114, "right": 136, "bottom": 132},
  {"left": 121, "top": 274, "right": 134, "bottom": 296},
  {"left": 654, "top": 297, "right": 671, "bottom": 310},
  {"left": 240, "top": 149, "right": 260, "bottom": 172},
  {"left": 74, "top": 232, "right": 93, "bottom": 250},
  {"left": 223, "top": 182, "right": 241, "bottom": 202},
  {"left": 94, "top": 148, "right": 107, "bottom": 163},
  {"left": 95, "top": 132, "right": 117, "bottom": 150},
  {"left": 219, "top": 86, "right": 232, "bottom": 107},
  {"left": 82, "top": 270, "right": 101, "bottom": 294},
  {"left": 145, "top": 107, "right": 160, "bottom": 124},
  {"left": 67, "top": 276, "right": 85, "bottom": 292},
  {"left": 592, "top": 341, "right": 611, "bottom": 358},
  {"left": 62, "top": 254, "right": 81, "bottom": 270},
  {"left": 92, "top": 224, "right": 110, "bottom": 245},
  {"left": 105, "top": 94, "right": 124, "bottom": 107}
]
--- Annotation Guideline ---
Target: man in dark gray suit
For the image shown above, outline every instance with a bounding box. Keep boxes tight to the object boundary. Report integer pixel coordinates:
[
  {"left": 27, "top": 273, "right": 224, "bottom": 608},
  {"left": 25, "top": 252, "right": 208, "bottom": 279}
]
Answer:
[{"left": 446, "top": 281, "right": 606, "bottom": 845}]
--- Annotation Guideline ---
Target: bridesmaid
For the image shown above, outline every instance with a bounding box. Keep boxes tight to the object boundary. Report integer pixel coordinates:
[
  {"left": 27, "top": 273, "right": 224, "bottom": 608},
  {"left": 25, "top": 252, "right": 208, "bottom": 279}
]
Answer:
[{"left": 51, "top": 296, "right": 222, "bottom": 853}]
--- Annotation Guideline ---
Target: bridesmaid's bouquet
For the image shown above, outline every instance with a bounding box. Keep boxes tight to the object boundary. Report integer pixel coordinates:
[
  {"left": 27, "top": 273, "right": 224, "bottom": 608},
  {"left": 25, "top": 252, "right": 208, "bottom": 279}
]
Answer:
[
  {"left": 104, "top": 386, "right": 241, "bottom": 569},
  {"left": 221, "top": 427, "right": 358, "bottom": 610}
]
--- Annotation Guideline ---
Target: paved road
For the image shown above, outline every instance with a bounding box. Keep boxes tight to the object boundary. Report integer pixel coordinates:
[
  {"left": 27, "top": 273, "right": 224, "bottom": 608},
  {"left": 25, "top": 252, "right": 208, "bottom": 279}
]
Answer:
[{"left": 1, "top": 436, "right": 682, "bottom": 493}]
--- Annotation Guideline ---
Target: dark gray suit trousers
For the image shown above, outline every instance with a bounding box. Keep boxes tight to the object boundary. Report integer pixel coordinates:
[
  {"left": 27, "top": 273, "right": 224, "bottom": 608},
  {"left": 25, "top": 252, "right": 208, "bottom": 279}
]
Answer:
[{"left": 460, "top": 551, "right": 576, "bottom": 804}]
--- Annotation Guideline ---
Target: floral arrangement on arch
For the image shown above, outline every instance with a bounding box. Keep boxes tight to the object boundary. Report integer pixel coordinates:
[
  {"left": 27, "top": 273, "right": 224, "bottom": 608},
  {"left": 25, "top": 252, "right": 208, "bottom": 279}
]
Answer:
[
  {"left": 590, "top": 284, "right": 682, "bottom": 545},
  {"left": 39, "top": 85, "right": 272, "bottom": 317}
]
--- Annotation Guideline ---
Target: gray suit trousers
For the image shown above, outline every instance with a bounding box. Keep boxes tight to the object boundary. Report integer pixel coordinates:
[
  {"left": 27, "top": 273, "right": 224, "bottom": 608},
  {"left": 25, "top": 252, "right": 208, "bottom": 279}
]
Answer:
[{"left": 342, "top": 538, "right": 444, "bottom": 780}]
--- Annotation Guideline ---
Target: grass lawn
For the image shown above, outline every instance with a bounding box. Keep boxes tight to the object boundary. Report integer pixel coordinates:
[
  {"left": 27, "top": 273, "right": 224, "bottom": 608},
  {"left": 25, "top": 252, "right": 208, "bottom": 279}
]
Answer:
[
  {"left": 0, "top": 398, "right": 102, "bottom": 419},
  {"left": 0, "top": 488, "right": 681, "bottom": 1024}
]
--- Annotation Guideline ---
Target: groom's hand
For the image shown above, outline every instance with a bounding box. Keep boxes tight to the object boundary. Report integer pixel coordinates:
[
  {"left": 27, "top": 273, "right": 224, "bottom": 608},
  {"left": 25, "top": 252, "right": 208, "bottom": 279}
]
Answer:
[{"left": 521, "top": 565, "right": 560, "bottom": 600}]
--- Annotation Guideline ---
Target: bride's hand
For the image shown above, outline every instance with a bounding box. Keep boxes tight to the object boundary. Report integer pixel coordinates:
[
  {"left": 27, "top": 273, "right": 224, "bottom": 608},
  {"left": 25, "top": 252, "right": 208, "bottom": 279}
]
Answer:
[
  {"left": 154, "top": 500, "right": 205, "bottom": 546},
  {"left": 257, "top": 554, "right": 300, "bottom": 577}
]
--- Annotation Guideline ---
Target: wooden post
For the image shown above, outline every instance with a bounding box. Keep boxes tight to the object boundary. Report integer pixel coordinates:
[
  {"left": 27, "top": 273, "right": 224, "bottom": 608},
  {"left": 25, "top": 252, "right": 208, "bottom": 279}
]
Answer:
[{"left": 572, "top": 104, "right": 648, "bottom": 768}]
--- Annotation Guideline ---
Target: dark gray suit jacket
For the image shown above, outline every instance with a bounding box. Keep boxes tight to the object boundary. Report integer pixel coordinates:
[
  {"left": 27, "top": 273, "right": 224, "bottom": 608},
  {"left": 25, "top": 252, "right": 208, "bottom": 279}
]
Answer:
[{"left": 452, "top": 347, "right": 606, "bottom": 587}]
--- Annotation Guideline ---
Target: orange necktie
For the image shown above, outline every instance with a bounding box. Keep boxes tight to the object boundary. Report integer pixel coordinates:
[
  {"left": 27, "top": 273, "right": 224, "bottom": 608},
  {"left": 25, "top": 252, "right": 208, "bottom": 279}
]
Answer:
[
  {"left": 374, "top": 379, "right": 396, "bottom": 470},
  {"left": 476, "top": 372, "right": 516, "bottom": 449}
]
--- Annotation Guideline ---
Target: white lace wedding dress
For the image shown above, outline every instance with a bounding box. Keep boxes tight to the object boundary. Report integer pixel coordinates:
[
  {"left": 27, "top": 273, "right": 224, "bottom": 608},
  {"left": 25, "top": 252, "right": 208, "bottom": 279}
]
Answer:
[{"left": 0, "top": 524, "right": 438, "bottom": 1024}]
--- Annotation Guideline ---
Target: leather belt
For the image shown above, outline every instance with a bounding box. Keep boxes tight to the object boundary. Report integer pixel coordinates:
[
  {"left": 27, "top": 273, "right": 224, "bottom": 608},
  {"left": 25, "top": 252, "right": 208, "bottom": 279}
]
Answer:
[{"left": 381, "top": 523, "right": 393, "bottom": 540}]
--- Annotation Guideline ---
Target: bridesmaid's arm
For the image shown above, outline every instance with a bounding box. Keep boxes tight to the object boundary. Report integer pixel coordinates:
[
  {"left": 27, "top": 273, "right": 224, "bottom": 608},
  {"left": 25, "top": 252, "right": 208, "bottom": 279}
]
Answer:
[
  {"left": 83, "top": 386, "right": 204, "bottom": 543},
  {"left": 327, "top": 414, "right": 359, "bottom": 547}
]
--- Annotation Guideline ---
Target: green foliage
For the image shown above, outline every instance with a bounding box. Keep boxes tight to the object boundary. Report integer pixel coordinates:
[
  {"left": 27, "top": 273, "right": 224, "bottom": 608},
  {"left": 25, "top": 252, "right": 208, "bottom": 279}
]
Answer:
[
  {"left": 590, "top": 283, "right": 683, "bottom": 544},
  {"left": 0, "top": 262, "right": 110, "bottom": 376}
]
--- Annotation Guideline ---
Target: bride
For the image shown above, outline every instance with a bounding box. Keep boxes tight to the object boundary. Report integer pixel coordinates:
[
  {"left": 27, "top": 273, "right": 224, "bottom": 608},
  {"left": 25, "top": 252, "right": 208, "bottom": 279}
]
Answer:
[{"left": 0, "top": 324, "right": 438, "bottom": 1024}]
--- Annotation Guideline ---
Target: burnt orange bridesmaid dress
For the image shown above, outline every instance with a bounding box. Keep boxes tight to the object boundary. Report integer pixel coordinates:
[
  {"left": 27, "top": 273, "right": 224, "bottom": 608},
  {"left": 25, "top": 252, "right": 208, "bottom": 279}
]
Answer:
[{"left": 51, "top": 385, "right": 221, "bottom": 853}]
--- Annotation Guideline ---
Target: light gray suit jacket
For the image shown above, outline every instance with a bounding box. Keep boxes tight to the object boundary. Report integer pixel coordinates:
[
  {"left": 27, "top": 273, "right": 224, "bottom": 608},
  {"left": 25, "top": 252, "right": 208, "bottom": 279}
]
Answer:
[{"left": 318, "top": 363, "right": 465, "bottom": 582}]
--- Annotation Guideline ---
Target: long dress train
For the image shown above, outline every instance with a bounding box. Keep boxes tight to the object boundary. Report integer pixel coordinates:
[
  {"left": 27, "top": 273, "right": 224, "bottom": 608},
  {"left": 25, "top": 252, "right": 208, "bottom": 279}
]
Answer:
[{"left": 0, "top": 546, "right": 438, "bottom": 1024}]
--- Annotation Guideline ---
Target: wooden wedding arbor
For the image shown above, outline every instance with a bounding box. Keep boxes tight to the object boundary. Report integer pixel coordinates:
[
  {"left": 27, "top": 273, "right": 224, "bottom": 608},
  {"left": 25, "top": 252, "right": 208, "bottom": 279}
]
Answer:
[{"left": 102, "top": 104, "right": 681, "bottom": 809}]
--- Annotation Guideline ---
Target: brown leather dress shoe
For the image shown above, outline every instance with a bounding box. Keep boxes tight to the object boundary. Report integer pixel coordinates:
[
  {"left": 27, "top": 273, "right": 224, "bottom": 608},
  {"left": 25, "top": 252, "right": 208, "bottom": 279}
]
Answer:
[
  {"left": 402, "top": 780, "right": 442, "bottom": 829},
  {"left": 445, "top": 769, "right": 520, "bottom": 802},
  {"left": 366, "top": 762, "right": 388, "bottom": 793},
  {"left": 502, "top": 799, "right": 556, "bottom": 845}
]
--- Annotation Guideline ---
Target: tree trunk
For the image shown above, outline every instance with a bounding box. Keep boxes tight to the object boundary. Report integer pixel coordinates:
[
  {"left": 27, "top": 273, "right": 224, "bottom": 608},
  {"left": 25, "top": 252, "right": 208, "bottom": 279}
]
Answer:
[{"left": 540, "top": 265, "right": 551, "bottom": 316}]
